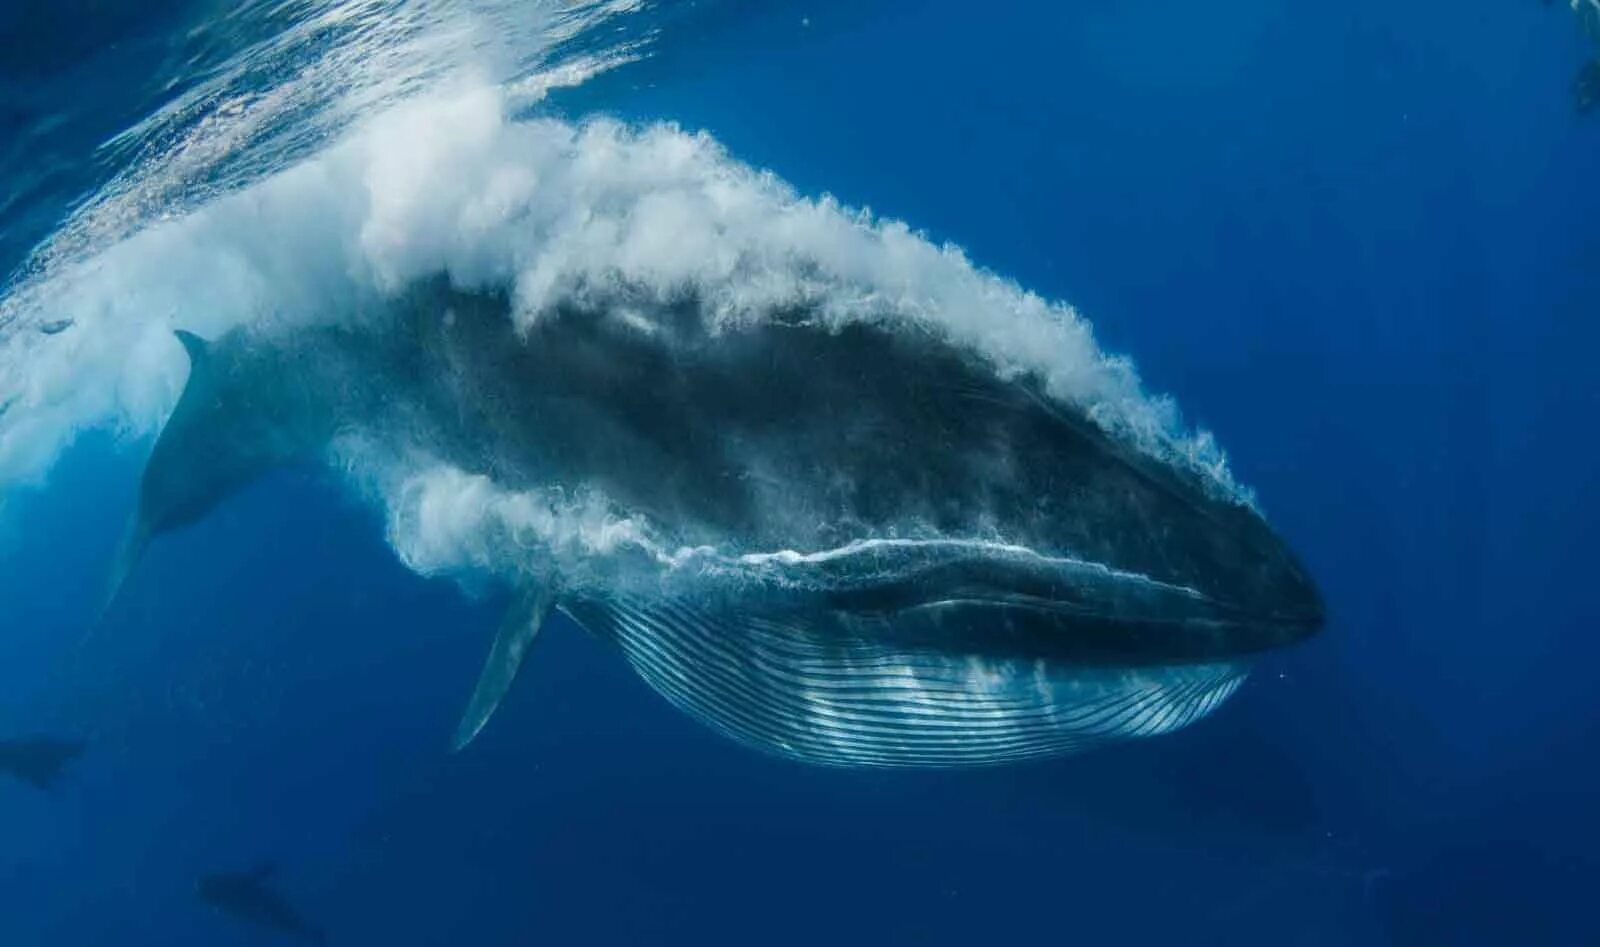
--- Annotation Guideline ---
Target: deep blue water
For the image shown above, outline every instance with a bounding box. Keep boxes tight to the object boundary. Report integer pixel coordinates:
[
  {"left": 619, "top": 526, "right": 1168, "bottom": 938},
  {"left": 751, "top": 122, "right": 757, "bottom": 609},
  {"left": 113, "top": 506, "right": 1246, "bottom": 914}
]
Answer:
[{"left": 2, "top": 1, "right": 1598, "bottom": 945}]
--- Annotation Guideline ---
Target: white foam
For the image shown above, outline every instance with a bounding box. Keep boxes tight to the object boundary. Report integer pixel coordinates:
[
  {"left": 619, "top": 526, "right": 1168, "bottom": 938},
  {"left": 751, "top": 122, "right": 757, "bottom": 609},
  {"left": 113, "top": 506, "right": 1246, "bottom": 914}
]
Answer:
[
  {"left": 21, "top": 0, "right": 644, "bottom": 279},
  {"left": 1, "top": 81, "right": 1248, "bottom": 509},
  {"left": 0, "top": 0, "right": 1259, "bottom": 585},
  {"left": 382, "top": 464, "right": 662, "bottom": 583}
]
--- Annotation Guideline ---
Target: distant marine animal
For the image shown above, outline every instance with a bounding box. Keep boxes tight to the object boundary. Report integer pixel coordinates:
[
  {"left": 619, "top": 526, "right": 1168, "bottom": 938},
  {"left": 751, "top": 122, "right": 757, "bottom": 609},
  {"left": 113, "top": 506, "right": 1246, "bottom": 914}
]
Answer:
[
  {"left": 197, "top": 863, "right": 327, "bottom": 945},
  {"left": 1550, "top": 0, "right": 1600, "bottom": 112},
  {"left": 1576, "top": 58, "right": 1600, "bottom": 113},
  {"left": 0, "top": 736, "right": 85, "bottom": 790},
  {"left": 104, "top": 278, "right": 1322, "bottom": 767}
]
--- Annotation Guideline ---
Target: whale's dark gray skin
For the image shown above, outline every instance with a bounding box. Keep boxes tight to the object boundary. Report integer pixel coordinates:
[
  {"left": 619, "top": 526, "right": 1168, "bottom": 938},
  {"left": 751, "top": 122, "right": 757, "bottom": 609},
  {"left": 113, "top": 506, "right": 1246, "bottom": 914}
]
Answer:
[
  {"left": 197, "top": 863, "right": 326, "bottom": 945},
  {"left": 0, "top": 737, "right": 84, "bottom": 790},
  {"left": 114, "top": 279, "right": 1321, "bottom": 766}
]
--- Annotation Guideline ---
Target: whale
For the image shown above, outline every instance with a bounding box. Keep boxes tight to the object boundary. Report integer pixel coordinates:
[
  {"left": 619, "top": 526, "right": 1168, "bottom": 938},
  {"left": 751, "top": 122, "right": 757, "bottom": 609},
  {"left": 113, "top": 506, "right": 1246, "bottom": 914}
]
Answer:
[
  {"left": 106, "top": 277, "right": 1321, "bottom": 766},
  {"left": 197, "top": 862, "right": 326, "bottom": 945}
]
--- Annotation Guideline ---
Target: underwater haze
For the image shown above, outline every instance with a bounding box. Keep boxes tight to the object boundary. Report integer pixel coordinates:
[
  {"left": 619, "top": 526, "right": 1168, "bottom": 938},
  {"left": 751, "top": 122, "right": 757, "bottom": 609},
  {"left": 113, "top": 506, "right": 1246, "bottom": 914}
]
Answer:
[{"left": 2, "top": 1, "right": 1598, "bottom": 945}]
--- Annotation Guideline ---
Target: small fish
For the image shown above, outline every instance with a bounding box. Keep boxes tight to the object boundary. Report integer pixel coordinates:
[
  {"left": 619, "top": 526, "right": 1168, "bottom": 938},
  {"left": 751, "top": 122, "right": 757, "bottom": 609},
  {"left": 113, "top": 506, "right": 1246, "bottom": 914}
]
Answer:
[{"left": 37, "top": 318, "right": 74, "bottom": 335}]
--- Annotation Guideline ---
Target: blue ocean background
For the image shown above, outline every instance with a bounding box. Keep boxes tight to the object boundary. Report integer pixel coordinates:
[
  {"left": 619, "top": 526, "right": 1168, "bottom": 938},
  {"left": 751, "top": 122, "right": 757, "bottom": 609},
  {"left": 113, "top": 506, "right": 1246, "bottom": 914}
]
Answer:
[{"left": 2, "top": 1, "right": 1598, "bottom": 944}]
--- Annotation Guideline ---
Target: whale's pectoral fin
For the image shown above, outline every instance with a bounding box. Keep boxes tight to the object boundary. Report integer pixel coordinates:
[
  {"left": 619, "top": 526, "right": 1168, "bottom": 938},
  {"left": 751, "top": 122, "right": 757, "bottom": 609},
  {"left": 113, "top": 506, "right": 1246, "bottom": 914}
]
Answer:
[{"left": 451, "top": 581, "right": 558, "bottom": 751}]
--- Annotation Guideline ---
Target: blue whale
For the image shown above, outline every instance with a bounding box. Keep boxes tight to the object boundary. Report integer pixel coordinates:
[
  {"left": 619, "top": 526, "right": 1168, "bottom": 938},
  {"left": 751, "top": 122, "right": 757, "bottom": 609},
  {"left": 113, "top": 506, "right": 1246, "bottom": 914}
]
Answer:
[{"left": 111, "top": 278, "right": 1321, "bottom": 766}]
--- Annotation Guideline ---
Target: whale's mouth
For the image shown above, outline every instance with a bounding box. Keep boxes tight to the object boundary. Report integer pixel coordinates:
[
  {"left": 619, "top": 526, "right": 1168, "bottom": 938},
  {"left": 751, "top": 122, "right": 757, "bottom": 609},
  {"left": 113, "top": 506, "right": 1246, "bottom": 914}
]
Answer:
[
  {"left": 674, "top": 536, "right": 1324, "bottom": 667},
  {"left": 872, "top": 593, "right": 1324, "bottom": 666}
]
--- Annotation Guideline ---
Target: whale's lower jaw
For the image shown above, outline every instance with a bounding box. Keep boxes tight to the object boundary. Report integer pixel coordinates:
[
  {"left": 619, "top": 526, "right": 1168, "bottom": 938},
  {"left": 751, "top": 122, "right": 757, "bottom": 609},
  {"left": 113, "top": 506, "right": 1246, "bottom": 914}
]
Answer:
[{"left": 564, "top": 596, "right": 1247, "bottom": 769}]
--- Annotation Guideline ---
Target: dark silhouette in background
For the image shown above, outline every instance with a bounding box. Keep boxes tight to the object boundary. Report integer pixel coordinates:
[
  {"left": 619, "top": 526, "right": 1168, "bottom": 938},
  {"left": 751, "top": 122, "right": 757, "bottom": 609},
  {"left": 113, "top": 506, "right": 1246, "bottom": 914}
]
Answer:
[
  {"left": 197, "top": 863, "right": 328, "bottom": 945},
  {"left": 1576, "top": 58, "right": 1600, "bottom": 113},
  {"left": 0, "top": 737, "right": 84, "bottom": 790},
  {"left": 1549, "top": 0, "right": 1600, "bottom": 112}
]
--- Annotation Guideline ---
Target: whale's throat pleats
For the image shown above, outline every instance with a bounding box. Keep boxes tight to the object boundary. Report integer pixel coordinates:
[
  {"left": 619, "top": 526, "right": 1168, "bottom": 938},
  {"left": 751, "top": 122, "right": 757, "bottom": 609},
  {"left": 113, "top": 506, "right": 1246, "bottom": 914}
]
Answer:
[{"left": 562, "top": 596, "right": 1246, "bottom": 768}]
